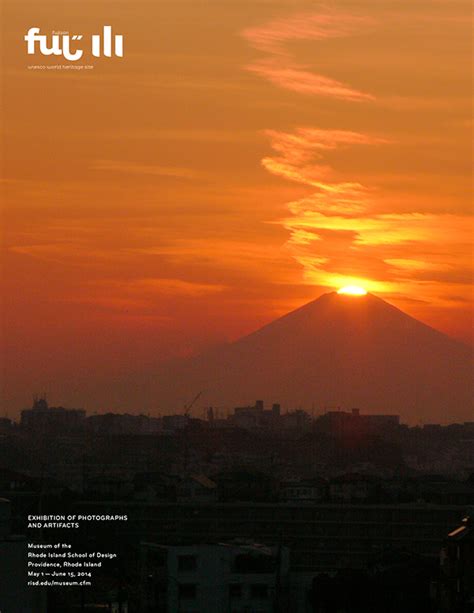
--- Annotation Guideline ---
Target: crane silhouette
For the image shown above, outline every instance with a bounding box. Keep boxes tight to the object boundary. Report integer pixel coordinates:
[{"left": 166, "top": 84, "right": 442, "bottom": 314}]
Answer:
[{"left": 183, "top": 390, "right": 204, "bottom": 417}]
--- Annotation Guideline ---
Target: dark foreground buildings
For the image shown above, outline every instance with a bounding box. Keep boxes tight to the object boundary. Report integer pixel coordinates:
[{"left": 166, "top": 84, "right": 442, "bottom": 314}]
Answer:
[
  {"left": 1, "top": 399, "right": 474, "bottom": 611},
  {"left": 436, "top": 515, "right": 474, "bottom": 612}
]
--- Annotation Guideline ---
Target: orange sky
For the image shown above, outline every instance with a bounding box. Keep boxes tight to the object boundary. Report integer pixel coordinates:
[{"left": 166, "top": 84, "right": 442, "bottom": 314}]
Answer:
[{"left": 1, "top": 0, "right": 472, "bottom": 414}]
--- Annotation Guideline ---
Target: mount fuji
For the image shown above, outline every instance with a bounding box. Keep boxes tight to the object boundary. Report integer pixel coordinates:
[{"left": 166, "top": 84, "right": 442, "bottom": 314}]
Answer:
[{"left": 157, "top": 292, "right": 473, "bottom": 423}]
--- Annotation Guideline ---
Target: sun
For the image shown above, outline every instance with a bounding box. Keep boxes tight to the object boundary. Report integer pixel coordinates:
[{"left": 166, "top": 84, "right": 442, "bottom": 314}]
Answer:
[{"left": 337, "top": 285, "right": 367, "bottom": 296}]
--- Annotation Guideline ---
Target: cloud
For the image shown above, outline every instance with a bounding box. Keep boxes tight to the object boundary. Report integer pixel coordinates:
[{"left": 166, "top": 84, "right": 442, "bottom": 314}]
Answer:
[
  {"left": 242, "top": 11, "right": 372, "bottom": 55},
  {"left": 91, "top": 160, "right": 203, "bottom": 180},
  {"left": 260, "top": 125, "right": 473, "bottom": 301},
  {"left": 10, "top": 242, "right": 83, "bottom": 264},
  {"left": 242, "top": 5, "right": 472, "bottom": 309},
  {"left": 262, "top": 127, "right": 388, "bottom": 194},
  {"left": 242, "top": 11, "right": 375, "bottom": 102},
  {"left": 247, "top": 60, "right": 375, "bottom": 101},
  {"left": 123, "top": 278, "right": 226, "bottom": 296}
]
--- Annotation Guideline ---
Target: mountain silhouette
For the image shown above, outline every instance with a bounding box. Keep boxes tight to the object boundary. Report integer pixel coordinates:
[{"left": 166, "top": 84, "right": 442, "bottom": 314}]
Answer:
[{"left": 158, "top": 292, "right": 473, "bottom": 423}]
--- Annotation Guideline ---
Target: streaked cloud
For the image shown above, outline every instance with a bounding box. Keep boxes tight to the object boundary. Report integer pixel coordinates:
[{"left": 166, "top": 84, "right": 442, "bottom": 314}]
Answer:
[
  {"left": 247, "top": 60, "right": 375, "bottom": 101},
  {"left": 122, "top": 278, "right": 227, "bottom": 296},
  {"left": 241, "top": 5, "right": 472, "bottom": 318},
  {"left": 262, "top": 127, "right": 388, "bottom": 190},
  {"left": 92, "top": 160, "right": 203, "bottom": 180},
  {"left": 242, "top": 11, "right": 372, "bottom": 54},
  {"left": 266, "top": 126, "right": 473, "bottom": 300},
  {"left": 242, "top": 11, "right": 375, "bottom": 101}
]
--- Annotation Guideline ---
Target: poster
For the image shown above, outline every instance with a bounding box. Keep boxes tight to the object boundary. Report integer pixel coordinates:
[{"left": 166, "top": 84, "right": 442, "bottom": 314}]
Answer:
[{"left": 1, "top": 1, "right": 473, "bottom": 611}]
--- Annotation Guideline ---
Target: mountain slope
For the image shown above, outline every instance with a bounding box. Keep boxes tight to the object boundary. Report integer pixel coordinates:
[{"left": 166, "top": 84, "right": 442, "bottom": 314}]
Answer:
[{"left": 158, "top": 292, "right": 473, "bottom": 423}]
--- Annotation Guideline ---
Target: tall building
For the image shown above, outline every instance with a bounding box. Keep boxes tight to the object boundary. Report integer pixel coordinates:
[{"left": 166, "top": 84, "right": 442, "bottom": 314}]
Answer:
[
  {"left": 139, "top": 541, "right": 290, "bottom": 613},
  {"left": 315, "top": 408, "right": 400, "bottom": 436},
  {"left": 20, "top": 397, "right": 85, "bottom": 433},
  {"left": 230, "top": 400, "right": 283, "bottom": 430}
]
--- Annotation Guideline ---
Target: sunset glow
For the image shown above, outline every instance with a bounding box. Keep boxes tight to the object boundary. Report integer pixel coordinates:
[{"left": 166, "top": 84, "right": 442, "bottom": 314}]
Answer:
[
  {"left": 337, "top": 286, "right": 368, "bottom": 296},
  {"left": 1, "top": 0, "right": 472, "bottom": 412}
]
